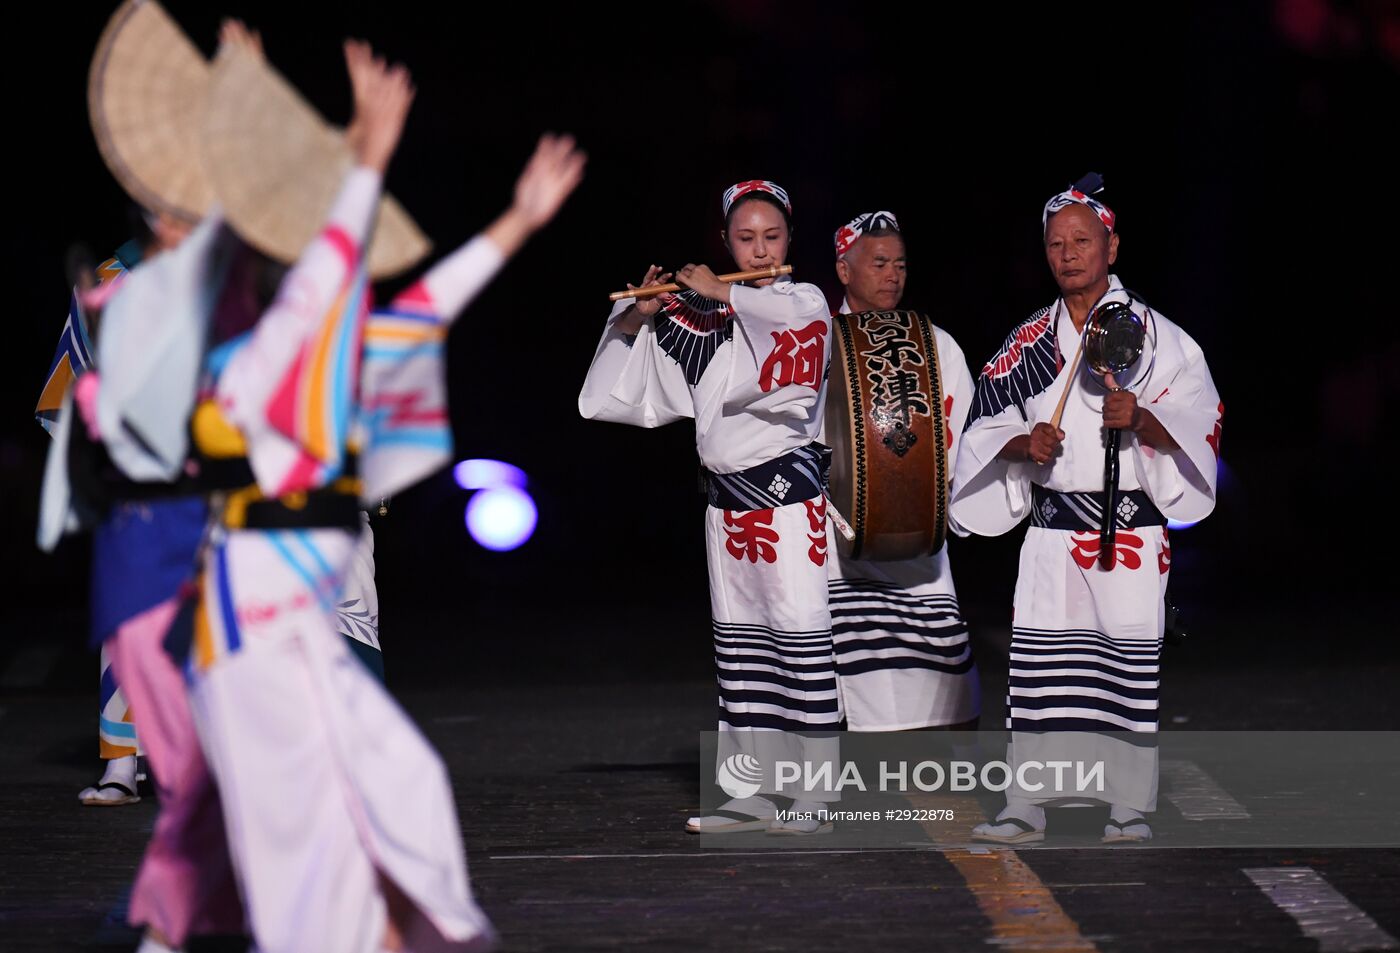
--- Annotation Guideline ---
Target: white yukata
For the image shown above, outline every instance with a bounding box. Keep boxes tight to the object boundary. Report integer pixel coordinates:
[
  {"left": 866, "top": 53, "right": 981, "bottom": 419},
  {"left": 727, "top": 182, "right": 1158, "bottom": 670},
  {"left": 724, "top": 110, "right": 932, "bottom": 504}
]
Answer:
[
  {"left": 825, "top": 298, "right": 981, "bottom": 730},
  {"left": 580, "top": 279, "right": 842, "bottom": 800},
  {"left": 952, "top": 275, "right": 1222, "bottom": 811},
  {"left": 158, "top": 168, "right": 500, "bottom": 953}
]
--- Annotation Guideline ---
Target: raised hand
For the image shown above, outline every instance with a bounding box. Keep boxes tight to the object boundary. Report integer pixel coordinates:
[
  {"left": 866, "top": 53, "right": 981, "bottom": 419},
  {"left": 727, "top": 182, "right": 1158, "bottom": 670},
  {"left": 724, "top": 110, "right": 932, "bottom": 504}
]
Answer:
[
  {"left": 342, "top": 40, "right": 416, "bottom": 175},
  {"left": 218, "top": 19, "right": 264, "bottom": 59},
  {"left": 484, "top": 133, "right": 587, "bottom": 259},
  {"left": 511, "top": 133, "right": 587, "bottom": 231}
]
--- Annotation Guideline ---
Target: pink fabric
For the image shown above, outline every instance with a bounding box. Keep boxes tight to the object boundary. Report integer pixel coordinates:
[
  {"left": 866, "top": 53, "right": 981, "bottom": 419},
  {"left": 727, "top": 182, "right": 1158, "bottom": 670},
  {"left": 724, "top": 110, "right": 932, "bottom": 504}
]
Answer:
[
  {"left": 73, "top": 372, "right": 103, "bottom": 440},
  {"left": 273, "top": 451, "right": 324, "bottom": 497},
  {"left": 264, "top": 349, "right": 308, "bottom": 452},
  {"left": 323, "top": 225, "right": 359, "bottom": 272},
  {"left": 214, "top": 169, "right": 381, "bottom": 498},
  {"left": 105, "top": 597, "right": 243, "bottom": 945},
  {"left": 78, "top": 273, "right": 127, "bottom": 311},
  {"left": 394, "top": 280, "right": 435, "bottom": 309}
]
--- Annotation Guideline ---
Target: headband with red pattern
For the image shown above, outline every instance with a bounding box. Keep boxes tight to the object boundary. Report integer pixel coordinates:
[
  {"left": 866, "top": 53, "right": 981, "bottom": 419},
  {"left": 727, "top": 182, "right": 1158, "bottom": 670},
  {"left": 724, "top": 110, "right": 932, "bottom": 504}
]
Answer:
[
  {"left": 833, "top": 210, "right": 900, "bottom": 258},
  {"left": 722, "top": 180, "right": 792, "bottom": 218},
  {"left": 1042, "top": 172, "right": 1116, "bottom": 232}
]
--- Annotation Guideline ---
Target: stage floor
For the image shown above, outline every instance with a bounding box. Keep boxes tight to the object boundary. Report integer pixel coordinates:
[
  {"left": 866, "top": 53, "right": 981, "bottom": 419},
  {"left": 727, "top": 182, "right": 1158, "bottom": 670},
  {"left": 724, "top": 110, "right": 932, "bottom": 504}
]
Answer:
[{"left": 3, "top": 613, "right": 1398, "bottom": 952}]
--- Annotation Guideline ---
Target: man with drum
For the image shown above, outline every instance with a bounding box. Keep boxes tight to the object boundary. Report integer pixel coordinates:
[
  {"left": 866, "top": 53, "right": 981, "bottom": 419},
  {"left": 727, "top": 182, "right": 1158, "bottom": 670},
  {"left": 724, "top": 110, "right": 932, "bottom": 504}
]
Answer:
[
  {"left": 951, "top": 174, "right": 1223, "bottom": 844},
  {"left": 826, "top": 212, "right": 981, "bottom": 732}
]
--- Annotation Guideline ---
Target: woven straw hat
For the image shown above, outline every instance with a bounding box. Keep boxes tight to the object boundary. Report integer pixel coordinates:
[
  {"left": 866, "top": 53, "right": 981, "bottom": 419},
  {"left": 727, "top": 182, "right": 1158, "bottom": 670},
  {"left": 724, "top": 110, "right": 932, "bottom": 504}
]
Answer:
[
  {"left": 200, "top": 46, "right": 430, "bottom": 279},
  {"left": 88, "top": 0, "right": 213, "bottom": 222}
]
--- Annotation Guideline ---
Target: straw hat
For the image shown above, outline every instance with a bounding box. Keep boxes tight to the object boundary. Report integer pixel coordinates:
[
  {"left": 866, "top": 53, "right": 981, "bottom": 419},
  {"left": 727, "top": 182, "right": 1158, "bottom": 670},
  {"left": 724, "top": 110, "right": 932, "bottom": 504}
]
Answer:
[
  {"left": 87, "top": 0, "right": 213, "bottom": 222},
  {"left": 200, "top": 46, "right": 430, "bottom": 280}
]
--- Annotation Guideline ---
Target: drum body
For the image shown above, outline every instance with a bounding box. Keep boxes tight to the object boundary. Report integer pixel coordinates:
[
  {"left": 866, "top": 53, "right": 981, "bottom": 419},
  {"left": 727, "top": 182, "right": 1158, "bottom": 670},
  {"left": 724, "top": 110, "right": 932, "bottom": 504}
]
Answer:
[{"left": 825, "top": 310, "right": 949, "bottom": 561}]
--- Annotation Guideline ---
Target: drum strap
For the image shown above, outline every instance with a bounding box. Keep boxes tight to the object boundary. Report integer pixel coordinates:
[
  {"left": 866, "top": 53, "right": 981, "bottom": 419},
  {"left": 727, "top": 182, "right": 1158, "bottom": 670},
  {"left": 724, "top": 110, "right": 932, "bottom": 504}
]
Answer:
[
  {"left": 1031, "top": 485, "right": 1165, "bottom": 532},
  {"left": 705, "top": 443, "right": 832, "bottom": 512}
]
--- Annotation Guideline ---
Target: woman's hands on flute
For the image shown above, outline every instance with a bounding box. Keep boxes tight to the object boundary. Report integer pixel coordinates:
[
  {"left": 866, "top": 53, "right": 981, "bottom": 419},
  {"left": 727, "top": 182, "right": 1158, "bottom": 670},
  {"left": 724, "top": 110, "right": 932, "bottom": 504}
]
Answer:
[
  {"left": 675, "top": 263, "right": 729, "bottom": 303},
  {"left": 615, "top": 265, "right": 674, "bottom": 334},
  {"left": 628, "top": 265, "right": 675, "bottom": 317}
]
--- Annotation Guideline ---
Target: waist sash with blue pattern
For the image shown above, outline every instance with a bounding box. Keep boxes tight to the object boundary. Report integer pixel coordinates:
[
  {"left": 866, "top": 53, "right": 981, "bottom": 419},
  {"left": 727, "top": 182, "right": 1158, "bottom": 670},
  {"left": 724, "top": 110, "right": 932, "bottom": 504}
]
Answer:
[
  {"left": 1031, "top": 485, "right": 1165, "bottom": 531},
  {"left": 706, "top": 444, "right": 831, "bottom": 512}
]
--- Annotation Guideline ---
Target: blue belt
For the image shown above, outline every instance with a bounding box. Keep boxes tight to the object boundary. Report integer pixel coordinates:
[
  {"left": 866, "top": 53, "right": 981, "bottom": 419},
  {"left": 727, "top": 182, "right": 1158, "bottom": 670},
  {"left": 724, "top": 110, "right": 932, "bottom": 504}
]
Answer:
[
  {"left": 705, "top": 444, "right": 831, "bottom": 511},
  {"left": 1031, "top": 485, "right": 1165, "bottom": 531}
]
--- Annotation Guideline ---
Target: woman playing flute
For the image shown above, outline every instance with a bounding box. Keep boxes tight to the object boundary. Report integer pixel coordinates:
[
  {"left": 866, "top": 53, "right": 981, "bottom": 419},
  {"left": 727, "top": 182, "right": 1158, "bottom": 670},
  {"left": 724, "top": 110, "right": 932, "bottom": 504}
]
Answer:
[{"left": 580, "top": 180, "right": 841, "bottom": 834}]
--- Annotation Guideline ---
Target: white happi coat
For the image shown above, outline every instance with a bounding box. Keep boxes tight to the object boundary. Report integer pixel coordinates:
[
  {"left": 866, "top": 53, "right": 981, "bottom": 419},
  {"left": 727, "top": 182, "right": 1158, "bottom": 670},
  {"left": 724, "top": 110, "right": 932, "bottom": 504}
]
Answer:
[
  {"left": 580, "top": 278, "right": 842, "bottom": 798},
  {"left": 952, "top": 274, "right": 1222, "bottom": 810},
  {"left": 579, "top": 278, "right": 830, "bottom": 475}
]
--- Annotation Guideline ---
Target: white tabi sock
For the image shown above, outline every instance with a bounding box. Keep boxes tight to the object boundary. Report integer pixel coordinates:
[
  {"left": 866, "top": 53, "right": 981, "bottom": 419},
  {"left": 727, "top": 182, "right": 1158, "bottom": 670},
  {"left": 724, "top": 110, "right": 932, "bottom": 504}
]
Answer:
[
  {"left": 685, "top": 795, "right": 779, "bottom": 833},
  {"left": 101, "top": 754, "right": 137, "bottom": 787},
  {"left": 768, "top": 798, "right": 834, "bottom": 835},
  {"left": 78, "top": 754, "right": 139, "bottom": 803},
  {"left": 135, "top": 932, "right": 183, "bottom": 953},
  {"left": 1104, "top": 804, "right": 1152, "bottom": 842},
  {"left": 717, "top": 795, "right": 778, "bottom": 818},
  {"left": 972, "top": 799, "right": 1046, "bottom": 841}
]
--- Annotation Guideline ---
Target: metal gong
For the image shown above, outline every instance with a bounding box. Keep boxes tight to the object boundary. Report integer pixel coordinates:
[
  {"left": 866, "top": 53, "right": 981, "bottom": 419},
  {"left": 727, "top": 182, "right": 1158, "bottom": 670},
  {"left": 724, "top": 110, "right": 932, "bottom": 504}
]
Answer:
[{"left": 1084, "top": 300, "right": 1145, "bottom": 378}]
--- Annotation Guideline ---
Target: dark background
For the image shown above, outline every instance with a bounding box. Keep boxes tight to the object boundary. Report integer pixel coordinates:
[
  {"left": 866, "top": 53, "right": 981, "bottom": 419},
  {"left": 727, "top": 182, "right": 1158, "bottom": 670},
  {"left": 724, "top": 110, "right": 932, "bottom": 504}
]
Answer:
[{"left": 4, "top": 0, "right": 1397, "bottom": 684}]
